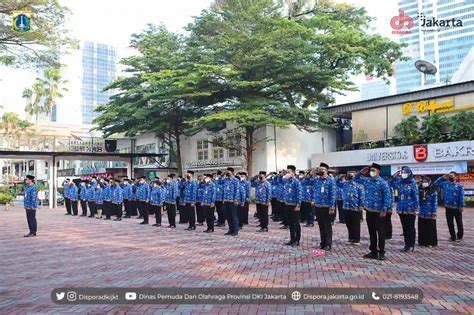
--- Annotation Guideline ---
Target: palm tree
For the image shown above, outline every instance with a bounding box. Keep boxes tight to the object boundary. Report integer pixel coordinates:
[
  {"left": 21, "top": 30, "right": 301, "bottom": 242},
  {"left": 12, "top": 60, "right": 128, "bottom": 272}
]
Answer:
[{"left": 0, "top": 112, "right": 32, "bottom": 148}]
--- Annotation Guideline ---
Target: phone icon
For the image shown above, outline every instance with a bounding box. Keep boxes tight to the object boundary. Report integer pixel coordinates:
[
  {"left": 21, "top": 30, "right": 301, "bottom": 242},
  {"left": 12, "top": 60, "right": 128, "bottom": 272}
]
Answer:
[{"left": 372, "top": 292, "right": 380, "bottom": 300}]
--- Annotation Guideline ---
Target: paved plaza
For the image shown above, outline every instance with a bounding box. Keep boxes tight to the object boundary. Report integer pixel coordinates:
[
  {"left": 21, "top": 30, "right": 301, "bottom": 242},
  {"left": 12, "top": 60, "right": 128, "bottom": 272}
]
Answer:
[{"left": 0, "top": 205, "right": 473, "bottom": 314}]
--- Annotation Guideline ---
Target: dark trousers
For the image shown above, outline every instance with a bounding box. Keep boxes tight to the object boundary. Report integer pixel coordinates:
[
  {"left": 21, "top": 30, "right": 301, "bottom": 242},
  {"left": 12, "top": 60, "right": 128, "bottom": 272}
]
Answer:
[
  {"left": 124, "top": 199, "right": 131, "bottom": 217},
  {"left": 344, "top": 210, "right": 361, "bottom": 242},
  {"left": 215, "top": 201, "right": 225, "bottom": 224},
  {"left": 165, "top": 203, "right": 176, "bottom": 227},
  {"left": 237, "top": 204, "right": 245, "bottom": 228},
  {"left": 115, "top": 203, "right": 123, "bottom": 218},
  {"left": 256, "top": 203, "right": 269, "bottom": 229},
  {"left": 80, "top": 200, "right": 88, "bottom": 216},
  {"left": 385, "top": 212, "right": 393, "bottom": 239},
  {"left": 315, "top": 206, "right": 332, "bottom": 247},
  {"left": 270, "top": 198, "right": 279, "bottom": 219},
  {"left": 418, "top": 217, "right": 438, "bottom": 246},
  {"left": 224, "top": 202, "right": 239, "bottom": 233},
  {"left": 186, "top": 203, "right": 196, "bottom": 228},
  {"left": 104, "top": 201, "right": 111, "bottom": 219},
  {"left": 196, "top": 202, "right": 204, "bottom": 224},
  {"left": 400, "top": 213, "right": 416, "bottom": 248},
  {"left": 336, "top": 200, "right": 344, "bottom": 223},
  {"left": 366, "top": 211, "right": 386, "bottom": 255},
  {"left": 301, "top": 201, "right": 314, "bottom": 225},
  {"left": 178, "top": 202, "right": 188, "bottom": 223},
  {"left": 281, "top": 201, "right": 289, "bottom": 227},
  {"left": 130, "top": 200, "right": 138, "bottom": 216},
  {"left": 287, "top": 205, "right": 301, "bottom": 243},
  {"left": 88, "top": 201, "right": 96, "bottom": 216},
  {"left": 203, "top": 205, "right": 214, "bottom": 231},
  {"left": 446, "top": 207, "right": 463, "bottom": 240},
  {"left": 151, "top": 205, "right": 161, "bottom": 224},
  {"left": 138, "top": 201, "right": 149, "bottom": 223},
  {"left": 65, "top": 197, "right": 71, "bottom": 214},
  {"left": 243, "top": 201, "right": 249, "bottom": 224},
  {"left": 71, "top": 200, "right": 78, "bottom": 215},
  {"left": 25, "top": 209, "right": 37, "bottom": 234}
]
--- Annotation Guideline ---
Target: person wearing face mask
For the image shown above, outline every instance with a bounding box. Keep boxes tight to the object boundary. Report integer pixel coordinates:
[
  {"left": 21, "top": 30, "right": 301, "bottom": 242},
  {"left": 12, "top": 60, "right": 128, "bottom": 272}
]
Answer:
[
  {"left": 196, "top": 175, "right": 205, "bottom": 226},
  {"left": 79, "top": 180, "right": 89, "bottom": 217},
  {"left": 150, "top": 180, "right": 165, "bottom": 227},
  {"left": 391, "top": 166, "right": 420, "bottom": 252},
  {"left": 201, "top": 174, "right": 217, "bottom": 233},
  {"left": 222, "top": 167, "right": 240, "bottom": 236},
  {"left": 163, "top": 174, "right": 178, "bottom": 228},
  {"left": 23, "top": 175, "right": 38, "bottom": 237},
  {"left": 251, "top": 171, "right": 272, "bottom": 232},
  {"left": 299, "top": 171, "right": 313, "bottom": 227},
  {"left": 356, "top": 163, "right": 392, "bottom": 260},
  {"left": 341, "top": 171, "right": 365, "bottom": 245},
  {"left": 121, "top": 178, "right": 132, "bottom": 218},
  {"left": 238, "top": 172, "right": 251, "bottom": 226},
  {"left": 278, "top": 170, "right": 290, "bottom": 229},
  {"left": 63, "top": 178, "right": 72, "bottom": 215},
  {"left": 312, "top": 163, "right": 337, "bottom": 250},
  {"left": 86, "top": 180, "right": 96, "bottom": 218},
  {"left": 418, "top": 177, "right": 438, "bottom": 247},
  {"left": 69, "top": 180, "right": 79, "bottom": 216},
  {"left": 282, "top": 165, "right": 303, "bottom": 246},
  {"left": 183, "top": 170, "right": 198, "bottom": 231},
  {"left": 434, "top": 172, "right": 465, "bottom": 242},
  {"left": 335, "top": 174, "right": 346, "bottom": 224},
  {"left": 178, "top": 176, "right": 187, "bottom": 224},
  {"left": 102, "top": 179, "right": 112, "bottom": 220},
  {"left": 214, "top": 170, "right": 226, "bottom": 227},
  {"left": 270, "top": 172, "right": 283, "bottom": 224},
  {"left": 136, "top": 176, "right": 151, "bottom": 225},
  {"left": 111, "top": 178, "right": 124, "bottom": 221},
  {"left": 94, "top": 183, "right": 104, "bottom": 219}
]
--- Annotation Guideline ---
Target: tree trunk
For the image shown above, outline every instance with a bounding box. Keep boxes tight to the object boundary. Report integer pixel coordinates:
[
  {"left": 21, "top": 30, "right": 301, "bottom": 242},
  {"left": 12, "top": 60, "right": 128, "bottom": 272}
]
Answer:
[
  {"left": 174, "top": 129, "right": 183, "bottom": 176},
  {"left": 245, "top": 127, "right": 254, "bottom": 176}
]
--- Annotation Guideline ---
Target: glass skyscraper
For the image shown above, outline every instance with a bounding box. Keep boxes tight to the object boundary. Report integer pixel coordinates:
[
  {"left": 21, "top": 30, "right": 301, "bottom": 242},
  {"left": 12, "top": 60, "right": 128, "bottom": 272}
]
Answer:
[
  {"left": 81, "top": 41, "right": 117, "bottom": 124},
  {"left": 395, "top": 0, "right": 474, "bottom": 93}
]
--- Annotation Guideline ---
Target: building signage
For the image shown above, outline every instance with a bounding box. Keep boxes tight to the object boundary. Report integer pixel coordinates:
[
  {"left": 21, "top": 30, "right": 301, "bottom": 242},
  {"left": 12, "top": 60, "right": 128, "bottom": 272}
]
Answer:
[
  {"left": 391, "top": 162, "right": 467, "bottom": 175},
  {"left": 58, "top": 168, "right": 75, "bottom": 177},
  {"left": 402, "top": 97, "right": 474, "bottom": 115},
  {"left": 68, "top": 140, "right": 105, "bottom": 153},
  {"left": 413, "top": 144, "right": 428, "bottom": 162},
  {"left": 185, "top": 159, "right": 243, "bottom": 169},
  {"left": 457, "top": 173, "right": 474, "bottom": 196},
  {"left": 80, "top": 173, "right": 113, "bottom": 180}
]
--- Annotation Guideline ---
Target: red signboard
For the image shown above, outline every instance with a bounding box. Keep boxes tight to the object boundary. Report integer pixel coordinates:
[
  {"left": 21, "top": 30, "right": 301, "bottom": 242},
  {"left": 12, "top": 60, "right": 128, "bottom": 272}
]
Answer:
[
  {"left": 457, "top": 173, "right": 474, "bottom": 190},
  {"left": 413, "top": 144, "right": 428, "bottom": 162},
  {"left": 80, "top": 173, "right": 114, "bottom": 180}
]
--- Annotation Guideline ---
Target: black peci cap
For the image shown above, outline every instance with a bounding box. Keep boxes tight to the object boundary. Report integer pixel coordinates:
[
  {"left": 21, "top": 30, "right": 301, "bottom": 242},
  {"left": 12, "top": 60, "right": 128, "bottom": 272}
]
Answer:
[
  {"left": 287, "top": 165, "right": 296, "bottom": 172},
  {"left": 319, "top": 162, "right": 329, "bottom": 169},
  {"left": 371, "top": 163, "right": 381, "bottom": 171},
  {"left": 26, "top": 175, "right": 35, "bottom": 180},
  {"left": 227, "top": 167, "right": 234, "bottom": 172},
  {"left": 259, "top": 171, "right": 267, "bottom": 176}
]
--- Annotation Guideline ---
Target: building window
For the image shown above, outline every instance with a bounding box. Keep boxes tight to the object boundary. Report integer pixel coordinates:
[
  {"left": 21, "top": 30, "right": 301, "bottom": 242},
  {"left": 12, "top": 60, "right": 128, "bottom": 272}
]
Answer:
[
  {"left": 228, "top": 148, "right": 241, "bottom": 158},
  {"left": 213, "top": 148, "right": 224, "bottom": 159},
  {"left": 197, "top": 139, "right": 209, "bottom": 161}
]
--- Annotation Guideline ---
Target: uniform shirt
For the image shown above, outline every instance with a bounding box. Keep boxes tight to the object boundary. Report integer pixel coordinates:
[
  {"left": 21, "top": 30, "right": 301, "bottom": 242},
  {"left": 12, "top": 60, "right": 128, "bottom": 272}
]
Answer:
[
  {"left": 103, "top": 184, "right": 112, "bottom": 201},
  {"left": 63, "top": 183, "right": 70, "bottom": 198},
  {"left": 215, "top": 177, "right": 224, "bottom": 201},
  {"left": 150, "top": 186, "right": 165, "bottom": 206},
  {"left": 276, "top": 177, "right": 285, "bottom": 202},
  {"left": 111, "top": 185, "right": 123, "bottom": 204},
  {"left": 283, "top": 176, "right": 303, "bottom": 206},
  {"left": 239, "top": 180, "right": 250, "bottom": 200},
  {"left": 312, "top": 176, "right": 337, "bottom": 208},
  {"left": 251, "top": 179, "right": 272, "bottom": 204},
  {"left": 179, "top": 180, "right": 186, "bottom": 205},
  {"left": 355, "top": 173, "right": 391, "bottom": 212},
  {"left": 201, "top": 182, "right": 217, "bottom": 206},
  {"left": 419, "top": 189, "right": 438, "bottom": 219},
  {"left": 434, "top": 177, "right": 465, "bottom": 209},
  {"left": 341, "top": 180, "right": 365, "bottom": 211},
  {"left": 86, "top": 185, "right": 95, "bottom": 202},
  {"left": 237, "top": 182, "right": 246, "bottom": 206},
  {"left": 79, "top": 185, "right": 87, "bottom": 200},
  {"left": 163, "top": 180, "right": 178, "bottom": 203},
  {"left": 24, "top": 184, "right": 38, "bottom": 210},
  {"left": 122, "top": 183, "right": 132, "bottom": 200},
  {"left": 196, "top": 181, "right": 205, "bottom": 203},
  {"left": 183, "top": 179, "right": 197, "bottom": 203},
  {"left": 136, "top": 182, "right": 150, "bottom": 202},
  {"left": 300, "top": 176, "right": 314, "bottom": 202},
  {"left": 391, "top": 177, "right": 419, "bottom": 214},
  {"left": 130, "top": 183, "right": 137, "bottom": 200},
  {"left": 95, "top": 188, "right": 104, "bottom": 205},
  {"left": 222, "top": 176, "right": 239, "bottom": 202},
  {"left": 69, "top": 185, "right": 79, "bottom": 201},
  {"left": 335, "top": 179, "right": 344, "bottom": 201}
]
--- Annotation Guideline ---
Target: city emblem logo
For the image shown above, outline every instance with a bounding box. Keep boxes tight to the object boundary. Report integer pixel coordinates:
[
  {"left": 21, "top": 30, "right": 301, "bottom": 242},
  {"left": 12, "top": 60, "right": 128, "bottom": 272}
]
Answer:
[
  {"left": 414, "top": 144, "right": 428, "bottom": 162},
  {"left": 12, "top": 10, "right": 32, "bottom": 33},
  {"left": 390, "top": 10, "right": 414, "bottom": 34}
]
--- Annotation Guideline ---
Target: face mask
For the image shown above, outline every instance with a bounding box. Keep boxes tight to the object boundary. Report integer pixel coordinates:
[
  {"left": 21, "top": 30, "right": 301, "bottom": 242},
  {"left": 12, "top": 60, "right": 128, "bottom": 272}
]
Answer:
[
  {"left": 401, "top": 173, "right": 408, "bottom": 179},
  {"left": 154, "top": 184, "right": 158, "bottom": 187},
  {"left": 96, "top": 186, "right": 100, "bottom": 189},
  {"left": 205, "top": 178, "right": 210, "bottom": 183},
  {"left": 259, "top": 175, "right": 264, "bottom": 181},
  {"left": 347, "top": 174, "right": 354, "bottom": 180},
  {"left": 284, "top": 173, "right": 291, "bottom": 179},
  {"left": 81, "top": 183, "right": 85, "bottom": 186},
  {"left": 449, "top": 177, "right": 455, "bottom": 182},
  {"left": 226, "top": 173, "right": 232, "bottom": 178},
  {"left": 186, "top": 175, "right": 191, "bottom": 180},
  {"left": 422, "top": 182, "right": 429, "bottom": 188},
  {"left": 369, "top": 171, "right": 376, "bottom": 178}
]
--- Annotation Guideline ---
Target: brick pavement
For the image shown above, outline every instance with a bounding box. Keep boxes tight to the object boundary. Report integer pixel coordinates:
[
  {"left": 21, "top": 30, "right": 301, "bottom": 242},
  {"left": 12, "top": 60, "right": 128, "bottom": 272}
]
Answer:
[{"left": 0, "top": 205, "right": 473, "bottom": 314}]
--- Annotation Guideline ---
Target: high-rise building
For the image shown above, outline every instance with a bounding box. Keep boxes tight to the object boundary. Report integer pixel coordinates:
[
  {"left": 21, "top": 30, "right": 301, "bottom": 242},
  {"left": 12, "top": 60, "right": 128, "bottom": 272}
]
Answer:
[
  {"left": 360, "top": 75, "right": 397, "bottom": 100},
  {"left": 81, "top": 41, "right": 117, "bottom": 124},
  {"left": 395, "top": 0, "right": 474, "bottom": 94}
]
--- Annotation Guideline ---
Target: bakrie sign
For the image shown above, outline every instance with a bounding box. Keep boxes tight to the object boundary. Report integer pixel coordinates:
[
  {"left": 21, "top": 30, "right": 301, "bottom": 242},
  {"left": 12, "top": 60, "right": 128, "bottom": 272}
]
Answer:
[{"left": 414, "top": 144, "right": 428, "bottom": 162}]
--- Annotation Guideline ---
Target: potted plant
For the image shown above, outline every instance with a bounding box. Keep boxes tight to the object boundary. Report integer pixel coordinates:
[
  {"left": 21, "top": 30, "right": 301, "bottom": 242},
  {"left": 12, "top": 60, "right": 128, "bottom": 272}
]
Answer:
[{"left": 0, "top": 192, "right": 14, "bottom": 210}]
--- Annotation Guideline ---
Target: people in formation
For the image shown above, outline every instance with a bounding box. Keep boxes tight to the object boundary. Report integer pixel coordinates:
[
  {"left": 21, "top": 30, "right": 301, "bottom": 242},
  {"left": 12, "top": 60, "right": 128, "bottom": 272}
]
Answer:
[{"left": 58, "top": 165, "right": 466, "bottom": 259}]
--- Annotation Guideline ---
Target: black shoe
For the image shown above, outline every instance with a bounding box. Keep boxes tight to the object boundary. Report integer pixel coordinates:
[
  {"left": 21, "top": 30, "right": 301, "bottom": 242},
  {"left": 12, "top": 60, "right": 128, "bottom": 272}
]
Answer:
[
  {"left": 138, "top": 215, "right": 143, "bottom": 219},
  {"left": 338, "top": 221, "right": 344, "bottom": 224},
  {"left": 140, "top": 221, "right": 148, "bottom": 225},
  {"left": 124, "top": 215, "right": 131, "bottom": 218},
  {"left": 104, "top": 218, "right": 111, "bottom": 220},
  {"left": 231, "top": 232, "right": 238, "bottom": 236},
  {"left": 285, "top": 241, "right": 294, "bottom": 246},
  {"left": 81, "top": 214, "right": 87, "bottom": 217},
  {"left": 378, "top": 254, "right": 386, "bottom": 261},
  {"left": 292, "top": 241, "right": 300, "bottom": 247},
  {"left": 114, "top": 218, "right": 122, "bottom": 221},
  {"left": 224, "top": 231, "right": 232, "bottom": 235},
  {"left": 279, "top": 226, "right": 288, "bottom": 230},
  {"left": 24, "top": 233, "right": 36, "bottom": 237},
  {"left": 88, "top": 215, "right": 94, "bottom": 218},
  {"left": 319, "top": 244, "right": 325, "bottom": 249},
  {"left": 305, "top": 224, "right": 314, "bottom": 227},
  {"left": 324, "top": 245, "right": 332, "bottom": 251},
  {"left": 65, "top": 213, "right": 71, "bottom": 215},
  {"left": 152, "top": 223, "right": 160, "bottom": 227},
  {"left": 363, "top": 252, "right": 378, "bottom": 259},
  {"left": 257, "top": 228, "right": 268, "bottom": 232},
  {"left": 401, "top": 246, "right": 414, "bottom": 252},
  {"left": 185, "top": 227, "right": 196, "bottom": 231}
]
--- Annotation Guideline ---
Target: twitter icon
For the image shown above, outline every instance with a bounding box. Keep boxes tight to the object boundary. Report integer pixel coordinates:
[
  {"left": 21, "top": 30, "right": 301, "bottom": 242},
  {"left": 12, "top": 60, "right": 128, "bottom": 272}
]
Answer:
[{"left": 56, "top": 292, "right": 65, "bottom": 301}]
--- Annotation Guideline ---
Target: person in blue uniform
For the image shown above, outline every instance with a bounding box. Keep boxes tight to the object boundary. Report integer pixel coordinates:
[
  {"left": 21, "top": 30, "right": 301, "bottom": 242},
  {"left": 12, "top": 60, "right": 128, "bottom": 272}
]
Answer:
[
  {"left": 69, "top": 180, "right": 79, "bottom": 216},
  {"left": 384, "top": 181, "right": 395, "bottom": 240},
  {"left": 136, "top": 176, "right": 150, "bottom": 225},
  {"left": 103, "top": 179, "right": 112, "bottom": 220},
  {"left": 196, "top": 175, "right": 205, "bottom": 226},
  {"left": 214, "top": 171, "right": 226, "bottom": 227},
  {"left": 23, "top": 175, "right": 38, "bottom": 237},
  {"left": 268, "top": 172, "right": 279, "bottom": 222},
  {"left": 86, "top": 181, "right": 96, "bottom": 218},
  {"left": 341, "top": 170, "right": 365, "bottom": 244},
  {"left": 150, "top": 180, "right": 165, "bottom": 226},
  {"left": 222, "top": 167, "right": 240, "bottom": 236},
  {"left": 163, "top": 174, "right": 178, "bottom": 228},
  {"left": 252, "top": 171, "right": 272, "bottom": 232},
  {"left": 110, "top": 178, "right": 124, "bottom": 221},
  {"left": 312, "top": 163, "right": 337, "bottom": 251},
  {"left": 391, "top": 166, "right": 419, "bottom": 252},
  {"left": 63, "top": 178, "right": 72, "bottom": 215},
  {"left": 335, "top": 174, "right": 345, "bottom": 224},
  {"left": 236, "top": 175, "right": 247, "bottom": 229},
  {"left": 183, "top": 170, "right": 198, "bottom": 231},
  {"left": 201, "top": 174, "right": 217, "bottom": 233},
  {"left": 178, "top": 176, "right": 187, "bottom": 224},
  {"left": 79, "top": 180, "right": 88, "bottom": 217},
  {"left": 121, "top": 178, "right": 132, "bottom": 218},
  {"left": 356, "top": 163, "right": 392, "bottom": 260},
  {"left": 238, "top": 172, "right": 250, "bottom": 226},
  {"left": 277, "top": 171, "right": 288, "bottom": 229},
  {"left": 94, "top": 182, "right": 104, "bottom": 219},
  {"left": 418, "top": 176, "right": 438, "bottom": 247},
  {"left": 299, "top": 171, "right": 313, "bottom": 227},
  {"left": 283, "top": 165, "right": 303, "bottom": 246}
]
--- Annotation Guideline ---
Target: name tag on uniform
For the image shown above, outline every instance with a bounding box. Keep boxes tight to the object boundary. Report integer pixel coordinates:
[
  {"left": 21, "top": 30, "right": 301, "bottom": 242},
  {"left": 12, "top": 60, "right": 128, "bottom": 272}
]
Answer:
[{"left": 321, "top": 187, "right": 325, "bottom": 193}]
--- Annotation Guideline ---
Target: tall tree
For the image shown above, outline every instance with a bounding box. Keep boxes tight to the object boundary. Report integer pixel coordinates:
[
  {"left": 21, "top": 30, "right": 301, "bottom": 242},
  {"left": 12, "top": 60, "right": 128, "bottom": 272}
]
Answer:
[
  {"left": 0, "top": 0, "right": 74, "bottom": 67},
  {"left": 0, "top": 111, "right": 32, "bottom": 147}
]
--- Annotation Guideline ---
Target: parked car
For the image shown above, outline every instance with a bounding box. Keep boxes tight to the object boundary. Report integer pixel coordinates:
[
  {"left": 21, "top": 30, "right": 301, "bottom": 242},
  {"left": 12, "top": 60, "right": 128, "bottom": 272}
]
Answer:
[{"left": 42, "top": 191, "right": 64, "bottom": 206}]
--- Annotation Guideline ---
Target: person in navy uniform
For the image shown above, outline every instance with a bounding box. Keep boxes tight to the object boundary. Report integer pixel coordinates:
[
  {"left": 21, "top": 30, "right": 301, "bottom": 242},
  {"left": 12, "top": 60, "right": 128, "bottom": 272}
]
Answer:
[
  {"left": 238, "top": 172, "right": 250, "bottom": 226},
  {"left": 86, "top": 180, "right": 96, "bottom": 218},
  {"left": 178, "top": 176, "right": 188, "bottom": 224},
  {"left": 94, "top": 182, "right": 104, "bottom": 219},
  {"left": 222, "top": 167, "right": 240, "bottom": 236},
  {"left": 150, "top": 180, "right": 165, "bottom": 227},
  {"left": 277, "top": 171, "right": 289, "bottom": 229},
  {"left": 282, "top": 165, "right": 303, "bottom": 246},
  {"left": 434, "top": 172, "right": 465, "bottom": 242},
  {"left": 110, "top": 178, "right": 124, "bottom": 221},
  {"left": 201, "top": 174, "right": 217, "bottom": 233},
  {"left": 341, "top": 170, "right": 365, "bottom": 244},
  {"left": 103, "top": 179, "right": 112, "bottom": 220},
  {"left": 214, "top": 171, "right": 226, "bottom": 227},
  {"left": 299, "top": 171, "right": 314, "bottom": 227},
  {"left": 121, "top": 178, "right": 132, "bottom": 218},
  {"left": 312, "top": 163, "right": 337, "bottom": 251},
  {"left": 418, "top": 176, "right": 438, "bottom": 247},
  {"left": 164, "top": 174, "right": 178, "bottom": 228},
  {"left": 63, "top": 178, "right": 72, "bottom": 215},
  {"left": 252, "top": 171, "right": 272, "bottom": 232},
  {"left": 136, "top": 176, "right": 151, "bottom": 225},
  {"left": 335, "top": 174, "right": 345, "bottom": 224},
  {"left": 391, "top": 166, "right": 419, "bottom": 252},
  {"left": 183, "top": 170, "right": 198, "bottom": 231},
  {"left": 196, "top": 175, "right": 205, "bottom": 226},
  {"left": 356, "top": 163, "right": 392, "bottom": 260},
  {"left": 69, "top": 180, "right": 79, "bottom": 216},
  {"left": 79, "top": 180, "right": 88, "bottom": 217},
  {"left": 24, "top": 175, "right": 38, "bottom": 237},
  {"left": 236, "top": 175, "right": 247, "bottom": 229}
]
